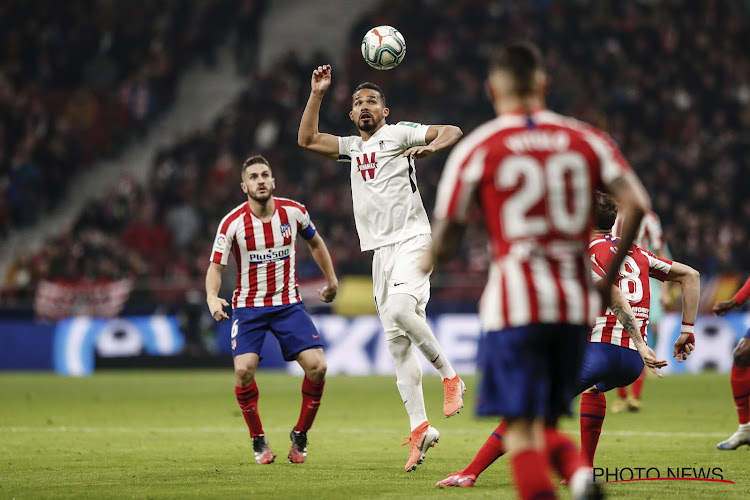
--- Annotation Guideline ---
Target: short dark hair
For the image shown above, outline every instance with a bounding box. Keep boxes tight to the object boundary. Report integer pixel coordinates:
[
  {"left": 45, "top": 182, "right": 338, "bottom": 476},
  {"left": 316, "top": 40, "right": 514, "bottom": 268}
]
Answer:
[
  {"left": 489, "top": 41, "right": 544, "bottom": 97},
  {"left": 594, "top": 191, "right": 618, "bottom": 231},
  {"left": 352, "top": 82, "right": 386, "bottom": 106},
  {"left": 242, "top": 154, "right": 271, "bottom": 175}
]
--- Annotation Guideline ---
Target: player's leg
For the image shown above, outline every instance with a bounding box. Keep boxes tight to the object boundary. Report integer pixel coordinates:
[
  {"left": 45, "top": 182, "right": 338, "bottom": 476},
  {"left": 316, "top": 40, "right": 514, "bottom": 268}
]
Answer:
[
  {"left": 387, "top": 334, "right": 440, "bottom": 471},
  {"left": 231, "top": 308, "right": 274, "bottom": 464},
  {"left": 374, "top": 244, "right": 438, "bottom": 471},
  {"left": 474, "top": 326, "right": 558, "bottom": 499},
  {"left": 579, "top": 387, "right": 606, "bottom": 468},
  {"left": 436, "top": 420, "right": 506, "bottom": 488},
  {"left": 543, "top": 325, "right": 595, "bottom": 498},
  {"left": 718, "top": 335, "right": 750, "bottom": 450},
  {"left": 271, "top": 302, "right": 327, "bottom": 463},
  {"left": 387, "top": 235, "right": 464, "bottom": 417}
]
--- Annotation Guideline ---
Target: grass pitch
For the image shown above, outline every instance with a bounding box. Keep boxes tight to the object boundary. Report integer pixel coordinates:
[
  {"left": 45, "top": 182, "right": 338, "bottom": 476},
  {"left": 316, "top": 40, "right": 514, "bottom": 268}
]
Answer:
[{"left": 1, "top": 370, "right": 748, "bottom": 499}]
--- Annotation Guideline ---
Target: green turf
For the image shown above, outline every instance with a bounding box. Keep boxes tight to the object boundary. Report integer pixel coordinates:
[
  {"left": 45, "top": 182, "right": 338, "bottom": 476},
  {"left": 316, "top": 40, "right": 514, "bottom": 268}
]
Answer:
[{"left": 0, "top": 370, "right": 748, "bottom": 499}]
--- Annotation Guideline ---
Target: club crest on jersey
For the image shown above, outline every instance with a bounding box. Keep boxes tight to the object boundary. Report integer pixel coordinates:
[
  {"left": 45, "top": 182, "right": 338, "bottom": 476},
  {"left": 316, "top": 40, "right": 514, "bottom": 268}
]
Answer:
[
  {"left": 379, "top": 140, "right": 385, "bottom": 150},
  {"left": 280, "top": 223, "right": 292, "bottom": 239},
  {"left": 356, "top": 152, "right": 378, "bottom": 181}
]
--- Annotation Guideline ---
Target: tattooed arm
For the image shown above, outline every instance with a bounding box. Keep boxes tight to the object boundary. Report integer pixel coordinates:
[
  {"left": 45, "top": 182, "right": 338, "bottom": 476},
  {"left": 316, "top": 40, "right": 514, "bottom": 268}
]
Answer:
[{"left": 609, "top": 286, "right": 668, "bottom": 376}]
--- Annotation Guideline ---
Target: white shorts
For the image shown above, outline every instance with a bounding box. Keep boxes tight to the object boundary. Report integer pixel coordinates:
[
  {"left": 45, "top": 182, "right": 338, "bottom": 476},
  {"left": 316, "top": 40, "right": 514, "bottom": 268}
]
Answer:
[{"left": 372, "top": 234, "right": 432, "bottom": 340}]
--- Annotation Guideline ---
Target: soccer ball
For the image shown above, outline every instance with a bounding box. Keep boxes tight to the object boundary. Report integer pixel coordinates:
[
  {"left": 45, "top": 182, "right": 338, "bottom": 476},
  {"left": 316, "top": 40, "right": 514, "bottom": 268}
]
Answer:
[{"left": 361, "top": 26, "right": 406, "bottom": 70}]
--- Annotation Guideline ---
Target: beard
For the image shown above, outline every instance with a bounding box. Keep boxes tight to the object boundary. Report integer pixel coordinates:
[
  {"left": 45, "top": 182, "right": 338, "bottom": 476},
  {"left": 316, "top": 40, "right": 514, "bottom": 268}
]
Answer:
[
  {"left": 249, "top": 187, "right": 273, "bottom": 203},
  {"left": 358, "top": 117, "right": 377, "bottom": 131}
]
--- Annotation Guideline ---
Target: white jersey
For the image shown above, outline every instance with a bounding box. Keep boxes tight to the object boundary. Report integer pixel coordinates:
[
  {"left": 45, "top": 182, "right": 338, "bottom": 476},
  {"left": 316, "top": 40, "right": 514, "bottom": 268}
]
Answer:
[{"left": 338, "top": 122, "right": 432, "bottom": 251}]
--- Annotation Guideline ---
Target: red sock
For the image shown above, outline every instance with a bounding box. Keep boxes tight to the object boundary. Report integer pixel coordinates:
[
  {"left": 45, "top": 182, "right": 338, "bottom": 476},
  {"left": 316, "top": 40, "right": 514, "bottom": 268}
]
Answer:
[
  {"left": 544, "top": 427, "right": 585, "bottom": 481},
  {"left": 463, "top": 420, "right": 506, "bottom": 477},
  {"left": 731, "top": 365, "right": 750, "bottom": 425},
  {"left": 510, "top": 449, "right": 557, "bottom": 500},
  {"left": 617, "top": 386, "right": 627, "bottom": 399},
  {"left": 580, "top": 391, "right": 606, "bottom": 466},
  {"left": 235, "top": 382, "right": 264, "bottom": 437},
  {"left": 631, "top": 368, "right": 646, "bottom": 399},
  {"left": 294, "top": 377, "right": 325, "bottom": 432}
]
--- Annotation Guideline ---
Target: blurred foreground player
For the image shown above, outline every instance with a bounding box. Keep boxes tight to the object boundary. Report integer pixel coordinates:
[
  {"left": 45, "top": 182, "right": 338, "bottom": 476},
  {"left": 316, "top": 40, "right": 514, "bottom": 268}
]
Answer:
[
  {"left": 713, "top": 276, "right": 750, "bottom": 450},
  {"left": 206, "top": 155, "right": 339, "bottom": 464},
  {"left": 425, "top": 41, "right": 651, "bottom": 499},
  {"left": 434, "top": 192, "right": 698, "bottom": 488},
  {"left": 299, "top": 65, "right": 465, "bottom": 472}
]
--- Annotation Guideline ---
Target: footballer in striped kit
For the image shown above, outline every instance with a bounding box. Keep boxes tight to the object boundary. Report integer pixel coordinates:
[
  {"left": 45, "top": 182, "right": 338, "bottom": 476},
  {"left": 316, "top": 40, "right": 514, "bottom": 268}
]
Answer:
[{"left": 206, "top": 155, "right": 339, "bottom": 466}]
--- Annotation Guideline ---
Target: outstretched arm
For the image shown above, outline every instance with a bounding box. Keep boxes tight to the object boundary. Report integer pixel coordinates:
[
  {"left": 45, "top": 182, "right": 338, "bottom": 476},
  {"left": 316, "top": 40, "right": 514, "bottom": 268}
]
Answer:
[
  {"left": 403, "top": 125, "right": 463, "bottom": 160},
  {"left": 420, "top": 218, "right": 465, "bottom": 273},
  {"left": 609, "top": 286, "right": 668, "bottom": 376},
  {"left": 206, "top": 262, "right": 230, "bottom": 321},
  {"left": 298, "top": 65, "right": 340, "bottom": 159},
  {"left": 305, "top": 232, "right": 339, "bottom": 303},
  {"left": 665, "top": 261, "right": 700, "bottom": 361}
]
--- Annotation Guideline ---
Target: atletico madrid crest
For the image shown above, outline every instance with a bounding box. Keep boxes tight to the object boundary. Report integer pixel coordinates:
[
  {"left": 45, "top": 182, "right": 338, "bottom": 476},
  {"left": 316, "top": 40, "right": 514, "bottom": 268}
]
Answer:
[{"left": 280, "top": 223, "right": 292, "bottom": 239}]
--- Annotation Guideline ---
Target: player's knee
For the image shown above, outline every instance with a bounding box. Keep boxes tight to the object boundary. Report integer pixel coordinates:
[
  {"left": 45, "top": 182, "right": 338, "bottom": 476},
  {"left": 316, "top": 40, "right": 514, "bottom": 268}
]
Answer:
[
  {"left": 734, "top": 340, "right": 750, "bottom": 367},
  {"left": 235, "top": 365, "right": 256, "bottom": 386},
  {"left": 306, "top": 359, "right": 327, "bottom": 381}
]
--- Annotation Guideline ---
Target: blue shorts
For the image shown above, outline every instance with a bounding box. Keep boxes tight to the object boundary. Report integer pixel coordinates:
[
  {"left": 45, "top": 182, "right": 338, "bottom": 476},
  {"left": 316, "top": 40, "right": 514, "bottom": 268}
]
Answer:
[
  {"left": 230, "top": 302, "right": 323, "bottom": 361},
  {"left": 574, "top": 342, "right": 644, "bottom": 394},
  {"left": 476, "top": 323, "right": 589, "bottom": 419}
]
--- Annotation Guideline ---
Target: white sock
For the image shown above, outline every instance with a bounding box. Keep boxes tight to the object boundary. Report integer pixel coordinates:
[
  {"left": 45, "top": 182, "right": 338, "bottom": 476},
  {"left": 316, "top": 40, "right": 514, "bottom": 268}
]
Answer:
[
  {"left": 388, "top": 336, "right": 428, "bottom": 431},
  {"left": 739, "top": 422, "right": 750, "bottom": 431},
  {"left": 389, "top": 293, "right": 457, "bottom": 380}
]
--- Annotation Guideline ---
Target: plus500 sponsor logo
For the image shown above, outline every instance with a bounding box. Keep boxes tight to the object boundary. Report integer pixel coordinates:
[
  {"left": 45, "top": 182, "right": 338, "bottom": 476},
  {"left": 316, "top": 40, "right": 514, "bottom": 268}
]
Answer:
[{"left": 247, "top": 247, "right": 290, "bottom": 264}]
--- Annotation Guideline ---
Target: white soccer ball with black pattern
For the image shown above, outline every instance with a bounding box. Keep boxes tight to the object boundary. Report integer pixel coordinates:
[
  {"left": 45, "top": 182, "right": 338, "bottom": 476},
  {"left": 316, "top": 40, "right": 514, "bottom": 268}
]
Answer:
[{"left": 361, "top": 26, "right": 406, "bottom": 70}]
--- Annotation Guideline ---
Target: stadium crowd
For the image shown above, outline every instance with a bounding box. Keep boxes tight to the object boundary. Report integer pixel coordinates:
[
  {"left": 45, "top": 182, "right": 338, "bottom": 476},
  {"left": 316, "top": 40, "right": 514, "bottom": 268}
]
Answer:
[
  {"left": 0, "top": 0, "right": 265, "bottom": 238},
  {"left": 2, "top": 0, "right": 749, "bottom": 309}
]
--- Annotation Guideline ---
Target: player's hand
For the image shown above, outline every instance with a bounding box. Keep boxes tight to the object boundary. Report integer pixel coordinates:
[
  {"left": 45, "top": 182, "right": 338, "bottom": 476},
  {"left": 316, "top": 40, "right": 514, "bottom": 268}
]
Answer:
[
  {"left": 311, "top": 65, "right": 332, "bottom": 94},
  {"left": 318, "top": 281, "right": 338, "bottom": 303},
  {"left": 402, "top": 145, "right": 436, "bottom": 160},
  {"left": 712, "top": 299, "right": 737, "bottom": 316},
  {"left": 673, "top": 332, "right": 695, "bottom": 362},
  {"left": 208, "top": 296, "right": 230, "bottom": 321},
  {"left": 418, "top": 249, "right": 433, "bottom": 274},
  {"left": 636, "top": 345, "right": 667, "bottom": 377}
]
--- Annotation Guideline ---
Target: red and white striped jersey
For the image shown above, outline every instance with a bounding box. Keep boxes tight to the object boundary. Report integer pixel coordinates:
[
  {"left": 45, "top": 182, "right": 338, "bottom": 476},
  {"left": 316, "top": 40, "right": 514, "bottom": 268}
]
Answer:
[
  {"left": 588, "top": 234, "right": 672, "bottom": 350},
  {"left": 210, "top": 197, "right": 317, "bottom": 308},
  {"left": 434, "top": 109, "right": 632, "bottom": 331},
  {"left": 611, "top": 210, "right": 664, "bottom": 252}
]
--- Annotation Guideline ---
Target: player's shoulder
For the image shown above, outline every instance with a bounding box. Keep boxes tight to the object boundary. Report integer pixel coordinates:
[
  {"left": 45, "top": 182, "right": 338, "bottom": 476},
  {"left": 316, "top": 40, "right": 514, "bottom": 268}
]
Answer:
[
  {"left": 447, "top": 115, "right": 526, "bottom": 162},
  {"left": 588, "top": 233, "right": 617, "bottom": 251},
  {"left": 220, "top": 202, "right": 247, "bottom": 223},
  {"left": 275, "top": 197, "right": 307, "bottom": 213}
]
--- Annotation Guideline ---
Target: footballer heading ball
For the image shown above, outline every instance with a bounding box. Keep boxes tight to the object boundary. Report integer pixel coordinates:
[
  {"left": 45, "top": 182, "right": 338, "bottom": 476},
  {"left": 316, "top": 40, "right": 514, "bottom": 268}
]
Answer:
[{"left": 361, "top": 26, "right": 406, "bottom": 70}]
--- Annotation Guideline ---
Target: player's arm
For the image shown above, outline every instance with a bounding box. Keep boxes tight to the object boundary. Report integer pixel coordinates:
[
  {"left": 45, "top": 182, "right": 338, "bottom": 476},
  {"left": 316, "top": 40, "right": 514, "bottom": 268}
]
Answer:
[
  {"left": 423, "top": 218, "right": 466, "bottom": 273},
  {"left": 608, "top": 286, "right": 668, "bottom": 376},
  {"left": 305, "top": 232, "right": 339, "bottom": 303},
  {"left": 714, "top": 276, "right": 750, "bottom": 316},
  {"left": 206, "top": 262, "right": 230, "bottom": 321},
  {"left": 601, "top": 171, "right": 651, "bottom": 300},
  {"left": 664, "top": 261, "right": 700, "bottom": 361},
  {"left": 403, "top": 125, "right": 463, "bottom": 160},
  {"left": 298, "top": 64, "right": 340, "bottom": 159}
]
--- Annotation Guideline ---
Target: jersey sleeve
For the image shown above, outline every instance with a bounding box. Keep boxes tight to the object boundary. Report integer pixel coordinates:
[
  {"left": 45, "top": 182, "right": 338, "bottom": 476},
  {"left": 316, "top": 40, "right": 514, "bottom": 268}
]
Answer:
[
  {"left": 394, "top": 121, "right": 429, "bottom": 148},
  {"left": 589, "top": 252, "right": 606, "bottom": 282},
  {"left": 642, "top": 212, "right": 664, "bottom": 251},
  {"left": 582, "top": 128, "right": 632, "bottom": 186},
  {"left": 296, "top": 205, "right": 317, "bottom": 240},
  {"left": 733, "top": 276, "right": 750, "bottom": 305},
  {"left": 433, "top": 143, "right": 486, "bottom": 222},
  {"left": 337, "top": 136, "right": 356, "bottom": 163},
  {"left": 641, "top": 248, "right": 672, "bottom": 281},
  {"left": 210, "top": 218, "right": 236, "bottom": 265}
]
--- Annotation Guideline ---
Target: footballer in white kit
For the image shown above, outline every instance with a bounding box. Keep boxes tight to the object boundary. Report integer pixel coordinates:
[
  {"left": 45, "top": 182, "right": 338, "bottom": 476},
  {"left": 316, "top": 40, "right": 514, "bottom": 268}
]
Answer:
[{"left": 298, "top": 64, "right": 465, "bottom": 472}]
